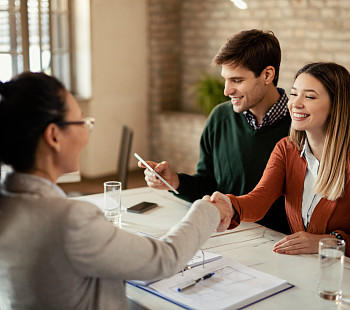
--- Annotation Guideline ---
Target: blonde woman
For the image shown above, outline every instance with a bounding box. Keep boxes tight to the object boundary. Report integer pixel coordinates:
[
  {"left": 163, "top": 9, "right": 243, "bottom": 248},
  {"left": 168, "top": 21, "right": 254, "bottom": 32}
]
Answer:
[{"left": 208, "top": 62, "right": 350, "bottom": 257}]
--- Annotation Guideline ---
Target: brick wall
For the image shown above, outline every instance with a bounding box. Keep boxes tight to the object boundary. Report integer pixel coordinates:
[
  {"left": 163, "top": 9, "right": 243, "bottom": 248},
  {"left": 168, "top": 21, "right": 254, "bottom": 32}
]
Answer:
[
  {"left": 152, "top": 112, "right": 206, "bottom": 173},
  {"left": 148, "top": 0, "right": 350, "bottom": 174}
]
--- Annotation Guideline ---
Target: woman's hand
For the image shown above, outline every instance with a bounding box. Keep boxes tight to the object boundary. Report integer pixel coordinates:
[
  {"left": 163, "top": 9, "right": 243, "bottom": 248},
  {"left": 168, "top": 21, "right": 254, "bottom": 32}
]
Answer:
[
  {"left": 202, "top": 191, "right": 233, "bottom": 232},
  {"left": 273, "top": 231, "right": 332, "bottom": 255}
]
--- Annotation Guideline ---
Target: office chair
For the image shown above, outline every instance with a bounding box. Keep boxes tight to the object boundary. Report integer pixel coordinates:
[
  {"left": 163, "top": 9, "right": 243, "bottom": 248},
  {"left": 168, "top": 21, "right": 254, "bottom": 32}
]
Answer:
[{"left": 116, "top": 125, "right": 133, "bottom": 189}]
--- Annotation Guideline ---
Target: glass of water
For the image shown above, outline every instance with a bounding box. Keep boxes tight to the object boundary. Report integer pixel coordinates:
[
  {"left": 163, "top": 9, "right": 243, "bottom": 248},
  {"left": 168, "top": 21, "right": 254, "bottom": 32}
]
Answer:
[
  {"left": 317, "top": 238, "right": 345, "bottom": 301},
  {"left": 104, "top": 181, "right": 122, "bottom": 226}
]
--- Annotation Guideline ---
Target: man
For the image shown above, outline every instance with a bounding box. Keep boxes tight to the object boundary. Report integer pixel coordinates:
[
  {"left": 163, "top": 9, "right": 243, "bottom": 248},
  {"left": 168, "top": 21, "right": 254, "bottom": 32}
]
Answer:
[{"left": 140, "top": 29, "right": 291, "bottom": 234}]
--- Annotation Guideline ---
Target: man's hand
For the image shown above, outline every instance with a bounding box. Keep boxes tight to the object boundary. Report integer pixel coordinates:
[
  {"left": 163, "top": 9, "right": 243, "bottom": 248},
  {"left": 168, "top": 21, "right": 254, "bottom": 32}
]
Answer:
[
  {"left": 138, "top": 160, "right": 180, "bottom": 191},
  {"left": 203, "top": 191, "right": 233, "bottom": 232},
  {"left": 273, "top": 231, "right": 331, "bottom": 255}
]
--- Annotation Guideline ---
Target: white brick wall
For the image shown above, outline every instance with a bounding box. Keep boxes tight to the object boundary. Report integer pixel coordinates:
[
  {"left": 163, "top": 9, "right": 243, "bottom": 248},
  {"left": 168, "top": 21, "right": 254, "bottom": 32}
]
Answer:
[{"left": 148, "top": 0, "right": 350, "bottom": 173}]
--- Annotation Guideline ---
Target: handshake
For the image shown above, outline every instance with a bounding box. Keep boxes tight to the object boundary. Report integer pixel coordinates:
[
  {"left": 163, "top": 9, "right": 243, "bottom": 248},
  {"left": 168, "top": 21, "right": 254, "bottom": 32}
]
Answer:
[{"left": 202, "top": 192, "right": 233, "bottom": 232}]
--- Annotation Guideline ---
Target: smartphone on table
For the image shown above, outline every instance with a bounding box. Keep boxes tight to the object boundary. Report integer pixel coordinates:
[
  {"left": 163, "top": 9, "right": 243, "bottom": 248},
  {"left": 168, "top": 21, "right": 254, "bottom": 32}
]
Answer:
[{"left": 127, "top": 201, "right": 158, "bottom": 213}]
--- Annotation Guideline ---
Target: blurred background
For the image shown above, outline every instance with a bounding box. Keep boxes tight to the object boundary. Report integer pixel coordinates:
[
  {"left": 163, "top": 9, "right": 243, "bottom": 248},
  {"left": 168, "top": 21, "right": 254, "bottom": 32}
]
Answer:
[{"left": 1, "top": 0, "right": 350, "bottom": 194}]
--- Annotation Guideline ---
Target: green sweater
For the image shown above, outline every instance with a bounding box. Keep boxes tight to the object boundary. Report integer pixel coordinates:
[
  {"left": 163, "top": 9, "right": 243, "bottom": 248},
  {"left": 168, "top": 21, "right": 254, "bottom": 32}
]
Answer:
[{"left": 177, "top": 101, "right": 291, "bottom": 233}]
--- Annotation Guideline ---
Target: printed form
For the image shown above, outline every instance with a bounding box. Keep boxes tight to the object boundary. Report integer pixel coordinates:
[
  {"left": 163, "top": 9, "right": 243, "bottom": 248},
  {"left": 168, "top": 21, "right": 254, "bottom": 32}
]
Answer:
[{"left": 149, "top": 257, "right": 292, "bottom": 310}]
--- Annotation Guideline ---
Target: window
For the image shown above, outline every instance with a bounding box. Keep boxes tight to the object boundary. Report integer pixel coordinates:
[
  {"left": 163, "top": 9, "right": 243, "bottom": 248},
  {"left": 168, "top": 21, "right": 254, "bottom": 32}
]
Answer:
[{"left": 0, "top": 0, "right": 73, "bottom": 91}]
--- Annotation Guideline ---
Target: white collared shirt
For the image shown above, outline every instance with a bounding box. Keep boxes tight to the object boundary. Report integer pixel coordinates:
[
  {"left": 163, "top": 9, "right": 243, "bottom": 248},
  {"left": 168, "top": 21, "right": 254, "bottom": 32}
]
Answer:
[
  {"left": 300, "top": 140, "right": 323, "bottom": 228},
  {"left": 243, "top": 88, "right": 289, "bottom": 130}
]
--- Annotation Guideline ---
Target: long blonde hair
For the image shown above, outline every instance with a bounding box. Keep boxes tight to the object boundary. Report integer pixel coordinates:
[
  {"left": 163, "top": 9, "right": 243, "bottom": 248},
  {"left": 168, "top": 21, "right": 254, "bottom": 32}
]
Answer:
[{"left": 289, "top": 62, "right": 350, "bottom": 201}]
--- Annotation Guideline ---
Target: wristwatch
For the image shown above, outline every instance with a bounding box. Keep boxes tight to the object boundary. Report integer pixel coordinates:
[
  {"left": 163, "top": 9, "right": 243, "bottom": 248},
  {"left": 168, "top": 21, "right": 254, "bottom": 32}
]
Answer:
[{"left": 330, "top": 231, "right": 344, "bottom": 240}]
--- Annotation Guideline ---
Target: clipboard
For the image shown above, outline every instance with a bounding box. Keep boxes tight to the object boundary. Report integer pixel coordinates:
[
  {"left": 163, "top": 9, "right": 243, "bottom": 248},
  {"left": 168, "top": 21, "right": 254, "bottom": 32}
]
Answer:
[{"left": 128, "top": 257, "right": 294, "bottom": 310}]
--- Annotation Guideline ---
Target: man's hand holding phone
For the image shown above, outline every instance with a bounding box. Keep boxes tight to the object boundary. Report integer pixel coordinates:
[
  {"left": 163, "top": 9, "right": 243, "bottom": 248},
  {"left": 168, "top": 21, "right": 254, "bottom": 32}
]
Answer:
[{"left": 135, "top": 153, "right": 180, "bottom": 194}]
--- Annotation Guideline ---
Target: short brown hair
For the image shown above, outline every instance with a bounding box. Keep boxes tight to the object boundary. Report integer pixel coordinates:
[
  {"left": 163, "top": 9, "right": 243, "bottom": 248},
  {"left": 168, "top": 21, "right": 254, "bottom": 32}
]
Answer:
[{"left": 212, "top": 29, "right": 281, "bottom": 86}]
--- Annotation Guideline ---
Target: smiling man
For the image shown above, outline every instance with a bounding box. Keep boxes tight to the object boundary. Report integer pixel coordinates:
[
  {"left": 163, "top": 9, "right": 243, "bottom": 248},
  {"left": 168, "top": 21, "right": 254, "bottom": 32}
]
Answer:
[{"left": 140, "top": 29, "right": 291, "bottom": 234}]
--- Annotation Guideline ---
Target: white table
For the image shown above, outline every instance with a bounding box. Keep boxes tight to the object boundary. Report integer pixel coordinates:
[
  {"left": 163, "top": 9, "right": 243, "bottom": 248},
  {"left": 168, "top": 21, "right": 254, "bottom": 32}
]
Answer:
[{"left": 75, "top": 187, "right": 350, "bottom": 310}]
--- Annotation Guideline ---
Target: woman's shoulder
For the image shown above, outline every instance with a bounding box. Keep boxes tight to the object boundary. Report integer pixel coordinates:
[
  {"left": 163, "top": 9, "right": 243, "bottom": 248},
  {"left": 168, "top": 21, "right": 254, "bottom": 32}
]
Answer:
[
  {"left": 272, "top": 137, "right": 304, "bottom": 165},
  {"left": 275, "top": 137, "right": 299, "bottom": 152}
]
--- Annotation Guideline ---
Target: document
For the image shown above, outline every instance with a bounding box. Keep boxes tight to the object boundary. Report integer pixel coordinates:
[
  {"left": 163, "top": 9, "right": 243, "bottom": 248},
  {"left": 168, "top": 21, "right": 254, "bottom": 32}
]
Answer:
[
  {"left": 130, "top": 257, "right": 293, "bottom": 310},
  {"left": 129, "top": 246, "right": 222, "bottom": 286}
]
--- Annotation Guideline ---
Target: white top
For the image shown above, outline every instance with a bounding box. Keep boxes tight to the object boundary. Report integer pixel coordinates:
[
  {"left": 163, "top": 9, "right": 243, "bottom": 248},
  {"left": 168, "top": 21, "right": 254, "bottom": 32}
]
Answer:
[{"left": 300, "top": 140, "right": 323, "bottom": 228}]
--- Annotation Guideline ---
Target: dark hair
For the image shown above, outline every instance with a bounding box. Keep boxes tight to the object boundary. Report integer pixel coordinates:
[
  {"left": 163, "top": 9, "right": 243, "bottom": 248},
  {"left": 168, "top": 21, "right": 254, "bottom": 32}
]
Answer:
[
  {"left": 0, "top": 72, "right": 67, "bottom": 172},
  {"left": 212, "top": 29, "right": 281, "bottom": 86}
]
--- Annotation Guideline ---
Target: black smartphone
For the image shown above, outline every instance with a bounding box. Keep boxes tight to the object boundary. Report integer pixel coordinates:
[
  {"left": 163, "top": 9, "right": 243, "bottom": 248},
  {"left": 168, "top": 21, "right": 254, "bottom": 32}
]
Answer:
[{"left": 127, "top": 201, "right": 158, "bottom": 213}]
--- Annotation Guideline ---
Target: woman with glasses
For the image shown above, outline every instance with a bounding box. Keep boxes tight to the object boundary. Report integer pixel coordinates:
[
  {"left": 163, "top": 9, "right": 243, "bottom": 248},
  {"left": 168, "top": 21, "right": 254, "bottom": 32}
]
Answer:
[{"left": 0, "top": 72, "right": 232, "bottom": 309}]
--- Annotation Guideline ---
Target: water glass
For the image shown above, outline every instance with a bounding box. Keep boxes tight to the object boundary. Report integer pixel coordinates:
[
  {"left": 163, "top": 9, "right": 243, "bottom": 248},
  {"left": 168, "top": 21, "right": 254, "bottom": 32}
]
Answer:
[
  {"left": 317, "top": 238, "right": 345, "bottom": 301},
  {"left": 104, "top": 181, "right": 122, "bottom": 226}
]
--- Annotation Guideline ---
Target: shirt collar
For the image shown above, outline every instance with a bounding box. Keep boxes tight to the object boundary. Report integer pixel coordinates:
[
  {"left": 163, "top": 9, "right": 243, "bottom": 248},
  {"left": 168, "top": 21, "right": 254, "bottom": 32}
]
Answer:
[
  {"left": 24, "top": 173, "right": 67, "bottom": 197},
  {"left": 301, "top": 139, "right": 320, "bottom": 178},
  {"left": 243, "top": 88, "right": 289, "bottom": 130},
  {"left": 300, "top": 139, "right": 313, "bottom": 159},
  {"left": 2, "top": 172, "right": 67, "bottom": 198},
  {"left": 43, "top": 176, "right": 67, "bottom": 197}
]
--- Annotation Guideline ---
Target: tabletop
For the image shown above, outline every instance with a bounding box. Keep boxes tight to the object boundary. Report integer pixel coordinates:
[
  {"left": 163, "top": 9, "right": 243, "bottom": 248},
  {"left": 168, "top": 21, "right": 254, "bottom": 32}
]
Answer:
[{"left": 74, "top": 187, "right": 350, "bottom": 310}]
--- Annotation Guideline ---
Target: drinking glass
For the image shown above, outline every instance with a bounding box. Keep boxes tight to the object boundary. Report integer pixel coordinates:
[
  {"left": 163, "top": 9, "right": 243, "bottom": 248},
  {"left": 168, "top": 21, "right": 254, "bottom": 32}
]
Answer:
[
  {"left": 317, "top": 238, "right": 345, "bottom": 301},
  {"left": 104, "top": 181, "right": 122, "bottom": 226}
]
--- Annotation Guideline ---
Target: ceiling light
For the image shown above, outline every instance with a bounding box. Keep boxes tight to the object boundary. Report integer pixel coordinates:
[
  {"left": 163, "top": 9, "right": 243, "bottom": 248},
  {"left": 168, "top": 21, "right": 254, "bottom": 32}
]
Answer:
[{"left": 231, "top": 0, "right": 248, "bottom": 10}]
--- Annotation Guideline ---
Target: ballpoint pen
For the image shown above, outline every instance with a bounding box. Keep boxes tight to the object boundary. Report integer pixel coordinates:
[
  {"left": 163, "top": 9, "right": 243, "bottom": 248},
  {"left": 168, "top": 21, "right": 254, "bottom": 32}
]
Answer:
[{"left": 177, "top": 272, "right": 215, "bottom": 292}]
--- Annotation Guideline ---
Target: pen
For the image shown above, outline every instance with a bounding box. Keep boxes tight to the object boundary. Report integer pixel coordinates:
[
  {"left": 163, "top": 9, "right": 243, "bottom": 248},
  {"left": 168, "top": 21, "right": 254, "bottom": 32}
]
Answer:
[
  {"left": 134, "top": 153, "right": 179, "bottom": 194},
  {"left": 177, "top": 272, "right": 214, "bottom": 292}
]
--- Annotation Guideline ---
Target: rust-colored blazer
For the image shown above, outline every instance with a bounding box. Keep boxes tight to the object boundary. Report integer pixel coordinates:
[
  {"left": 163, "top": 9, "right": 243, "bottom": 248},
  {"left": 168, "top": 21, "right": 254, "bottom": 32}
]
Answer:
[{"left": 228, "top": 137, "right": 350, "bottom": 257}]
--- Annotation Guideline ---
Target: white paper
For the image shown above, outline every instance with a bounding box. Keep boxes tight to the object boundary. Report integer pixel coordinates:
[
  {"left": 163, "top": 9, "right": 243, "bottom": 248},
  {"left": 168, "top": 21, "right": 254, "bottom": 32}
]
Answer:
[{"left": 149, "top": 257, "right": 290, "bottom": 310}]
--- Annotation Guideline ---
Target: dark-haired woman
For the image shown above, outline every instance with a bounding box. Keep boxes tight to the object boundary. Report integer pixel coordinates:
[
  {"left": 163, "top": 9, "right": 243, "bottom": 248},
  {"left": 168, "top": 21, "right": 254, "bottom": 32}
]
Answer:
[{"left": 0, "top": 72, "right": 232, "bottom": 309}]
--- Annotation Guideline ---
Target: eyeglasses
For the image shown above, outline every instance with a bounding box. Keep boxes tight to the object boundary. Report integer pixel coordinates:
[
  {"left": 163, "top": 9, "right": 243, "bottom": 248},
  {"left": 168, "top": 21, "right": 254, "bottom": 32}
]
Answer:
[{"left": 58, "top": 117, "right": 95, "bottom": 132}]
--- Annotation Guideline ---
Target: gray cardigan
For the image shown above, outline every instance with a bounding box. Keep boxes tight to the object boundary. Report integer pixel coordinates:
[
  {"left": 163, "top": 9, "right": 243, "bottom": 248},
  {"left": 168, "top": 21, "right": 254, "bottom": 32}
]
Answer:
[{"left": 0, "top": 173, "right": 220, "bottom": 310}]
